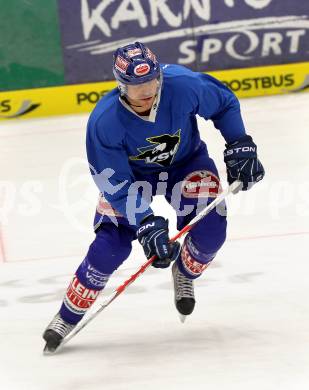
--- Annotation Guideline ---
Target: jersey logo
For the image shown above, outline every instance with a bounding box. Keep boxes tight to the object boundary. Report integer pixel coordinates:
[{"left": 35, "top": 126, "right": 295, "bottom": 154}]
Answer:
[{"left": 129, "top": 130, "right": 181, "bottom": 167}]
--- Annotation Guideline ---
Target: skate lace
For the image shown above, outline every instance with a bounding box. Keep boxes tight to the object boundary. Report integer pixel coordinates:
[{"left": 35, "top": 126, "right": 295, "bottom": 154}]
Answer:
[
  {"left": 48, "top": 314, "right": 75, "bottom": 338},
  {"left": 175, "top": 267, "right": 194, "bottom": 300}
]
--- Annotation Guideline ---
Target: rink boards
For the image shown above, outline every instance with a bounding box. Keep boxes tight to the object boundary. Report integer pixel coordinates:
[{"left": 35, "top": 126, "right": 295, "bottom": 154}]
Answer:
[{"left": 0, "top": 61, "right": 308, "bottom": 120}]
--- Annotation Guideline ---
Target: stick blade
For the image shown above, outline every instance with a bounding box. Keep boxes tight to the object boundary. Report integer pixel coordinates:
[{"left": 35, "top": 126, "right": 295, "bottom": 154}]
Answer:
[{"left": 43, "top": 342, "right": 61, "bottom": 356}]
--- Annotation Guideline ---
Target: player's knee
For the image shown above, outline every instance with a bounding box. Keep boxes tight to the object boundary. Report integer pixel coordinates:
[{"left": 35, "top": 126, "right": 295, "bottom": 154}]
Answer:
[
  {"left": 191, "top": 209, "right": 227, "bottom": 253},
  {"left": 86, "top": 224, "right": 134, "bottom": 274},
  {"left": 195, "top": 224, "right": 227, "bottom": 255}
]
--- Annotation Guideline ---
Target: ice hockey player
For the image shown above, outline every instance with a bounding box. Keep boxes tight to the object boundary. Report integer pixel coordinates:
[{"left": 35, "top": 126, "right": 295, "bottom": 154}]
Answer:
[{"left": 43, "top": 42, "right": 265, "bottom": 352}]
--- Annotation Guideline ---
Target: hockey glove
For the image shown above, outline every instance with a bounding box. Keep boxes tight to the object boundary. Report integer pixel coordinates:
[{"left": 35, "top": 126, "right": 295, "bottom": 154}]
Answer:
[
  {"left": 224, "top": 135, "right": 265, "bottom": 191},
  {"left": 137, "top": 215, "right": 180, "bottom": 268}
]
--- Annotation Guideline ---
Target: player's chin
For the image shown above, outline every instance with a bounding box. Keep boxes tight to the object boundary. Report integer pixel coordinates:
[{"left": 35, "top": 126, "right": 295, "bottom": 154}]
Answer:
[
  {"left": 141, "top": 96, "right": 155, "bottom": 106},
  {"left": 141, "top": 96, "right": 154, "bottom": 101}
]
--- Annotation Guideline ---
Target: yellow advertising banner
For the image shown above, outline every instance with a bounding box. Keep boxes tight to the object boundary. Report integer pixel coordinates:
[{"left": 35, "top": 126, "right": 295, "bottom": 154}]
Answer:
[{"left": 1, "top": 62, "right": 308, "bottom": 120}]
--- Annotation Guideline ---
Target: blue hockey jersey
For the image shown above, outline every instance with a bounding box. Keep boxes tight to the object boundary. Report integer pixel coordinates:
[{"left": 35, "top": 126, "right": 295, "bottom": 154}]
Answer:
[{"left": 86, "top": 64, "right": 246, "bottom": 226}]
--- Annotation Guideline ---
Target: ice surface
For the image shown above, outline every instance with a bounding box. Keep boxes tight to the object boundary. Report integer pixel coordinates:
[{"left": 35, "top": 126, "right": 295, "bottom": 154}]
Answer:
[{"left": 0, "top": 93, "right": 308, "bottom": 390}]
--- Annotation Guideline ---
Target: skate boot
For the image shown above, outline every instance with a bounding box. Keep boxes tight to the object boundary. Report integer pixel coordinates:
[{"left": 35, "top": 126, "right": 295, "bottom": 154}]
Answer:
[
  {"left": 172, "top": 261, "right": 195, "bottom": 319},
  {"left": 43, "top": 313, "right": 76, "bottom": 354}
]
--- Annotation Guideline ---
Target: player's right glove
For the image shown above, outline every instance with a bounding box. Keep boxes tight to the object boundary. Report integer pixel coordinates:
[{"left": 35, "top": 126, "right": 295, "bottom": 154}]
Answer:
[
  {"left": 224, "top": 135, "right": 265, "bottom": 191},
  {"left": 137, "top": 215, "right": 180, "bottom": 268}
]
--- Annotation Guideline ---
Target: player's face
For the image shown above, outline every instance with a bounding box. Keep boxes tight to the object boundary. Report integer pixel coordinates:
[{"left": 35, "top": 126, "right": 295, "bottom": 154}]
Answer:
[{"left": 126, "top": 79, "right": 159, "bottom": 112}]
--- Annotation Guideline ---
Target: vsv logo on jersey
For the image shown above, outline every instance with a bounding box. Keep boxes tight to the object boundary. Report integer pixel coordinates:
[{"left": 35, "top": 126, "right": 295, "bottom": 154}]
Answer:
[{"left": 130, "top": 130, "right": 181, "bottom": 167}]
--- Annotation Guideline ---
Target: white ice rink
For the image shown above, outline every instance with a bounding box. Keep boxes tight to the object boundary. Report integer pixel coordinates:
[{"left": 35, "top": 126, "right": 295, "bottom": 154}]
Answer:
[{"left": 0, "top": 92, "right": 309, "bottom": 390}]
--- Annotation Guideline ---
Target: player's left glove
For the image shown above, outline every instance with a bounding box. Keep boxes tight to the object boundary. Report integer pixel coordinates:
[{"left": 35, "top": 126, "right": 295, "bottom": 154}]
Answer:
[
  {"left": 224, "top": 135, "right": 265, "bottom": 191},
  {"left": 136, "top": 215, "right": 180, "bottom": 268}
]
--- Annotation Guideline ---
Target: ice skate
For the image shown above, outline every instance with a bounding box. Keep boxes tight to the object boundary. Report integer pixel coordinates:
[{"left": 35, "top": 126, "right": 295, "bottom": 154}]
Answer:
[
  {"left": 172, "top": 262, "right": 195, "bottom": 322},
  {"left": 43, "top": 313, "right": 76, "bottom": 354}
]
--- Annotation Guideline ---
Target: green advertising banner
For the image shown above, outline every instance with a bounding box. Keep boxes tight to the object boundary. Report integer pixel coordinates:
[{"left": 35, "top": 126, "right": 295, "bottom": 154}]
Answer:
[{"left": 0, "top": 0, "right": 65, "bottom": 91}]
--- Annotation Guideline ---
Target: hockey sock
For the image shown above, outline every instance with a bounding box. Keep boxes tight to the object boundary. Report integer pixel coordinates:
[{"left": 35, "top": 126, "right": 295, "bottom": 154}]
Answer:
[
  {"left": 60, "top": 257, "right": 110, "bottom": 324},
  {"left": 177, "top": 236, "right": 215, "bottom": 280}
]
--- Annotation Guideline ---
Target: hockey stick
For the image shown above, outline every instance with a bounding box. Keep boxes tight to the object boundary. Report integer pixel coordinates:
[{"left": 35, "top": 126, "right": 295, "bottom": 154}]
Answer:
[{"left": 60, "top": 180, "right": 241, "bottom": 349}]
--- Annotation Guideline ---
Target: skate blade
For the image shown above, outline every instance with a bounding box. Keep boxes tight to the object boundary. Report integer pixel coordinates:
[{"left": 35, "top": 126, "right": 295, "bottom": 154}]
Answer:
[{"left": 179, "top": 314, "right": 187, "bottom": 323}]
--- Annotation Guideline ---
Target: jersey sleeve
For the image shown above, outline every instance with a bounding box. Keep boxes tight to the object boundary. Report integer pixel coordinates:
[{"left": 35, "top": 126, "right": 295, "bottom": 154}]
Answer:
[
  {"left": 86, "top": 116, "right": 153, "bottom": 227},
  {"left": 189, "top": 73, "right": 247, "bottom": 143}
]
